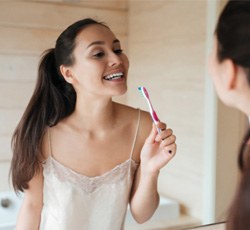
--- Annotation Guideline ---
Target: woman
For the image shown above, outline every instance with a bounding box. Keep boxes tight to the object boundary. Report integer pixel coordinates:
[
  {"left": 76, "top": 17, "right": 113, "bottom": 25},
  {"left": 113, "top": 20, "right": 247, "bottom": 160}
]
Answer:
[
  {"left": 209, "top": 1, "right": 250, "bottom": 229},
  {"left": 10, "top": 18, "right": 176, "bottom": 229}
]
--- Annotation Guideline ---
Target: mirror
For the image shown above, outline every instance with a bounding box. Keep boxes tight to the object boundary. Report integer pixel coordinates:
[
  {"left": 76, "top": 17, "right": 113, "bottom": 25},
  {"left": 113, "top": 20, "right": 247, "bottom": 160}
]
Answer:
[
  {"left": 185, "top": 222, "right": 226, "bottom": 230},
  {"left": 0, "top": 1, "right": 245, "bottom": 229}
]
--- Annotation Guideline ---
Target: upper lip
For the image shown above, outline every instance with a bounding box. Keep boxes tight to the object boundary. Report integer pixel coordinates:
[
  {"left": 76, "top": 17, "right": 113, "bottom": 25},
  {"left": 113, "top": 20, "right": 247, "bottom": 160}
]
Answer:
[{"left": 103, "top": 69, "right": 125, "bottom": 77}]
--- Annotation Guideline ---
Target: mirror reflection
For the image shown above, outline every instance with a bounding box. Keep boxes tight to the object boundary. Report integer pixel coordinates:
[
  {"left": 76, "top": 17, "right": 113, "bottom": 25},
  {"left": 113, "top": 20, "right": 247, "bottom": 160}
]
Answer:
[{"left": 0, "top": 1, "right": 247, "bottom": 230}]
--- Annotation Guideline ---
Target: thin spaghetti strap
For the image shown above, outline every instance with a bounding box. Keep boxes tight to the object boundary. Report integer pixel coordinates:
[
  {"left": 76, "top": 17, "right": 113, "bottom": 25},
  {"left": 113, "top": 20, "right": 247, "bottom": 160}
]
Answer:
[
  {"left": 129, "top": 109, "right": 141, "bottom": 160},
  {"left": 47, "top": 128, "right": 53, "bottom": 157}
]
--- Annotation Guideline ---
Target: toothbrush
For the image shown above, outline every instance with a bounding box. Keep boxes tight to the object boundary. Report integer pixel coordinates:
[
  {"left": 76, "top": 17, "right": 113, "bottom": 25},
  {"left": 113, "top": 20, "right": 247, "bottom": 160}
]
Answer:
[
  {"left": 138, "top": 87, "right": 172, "bottom": 154},
  {"left": 138, "top": 86, "right": 161, "bottom": 133}
]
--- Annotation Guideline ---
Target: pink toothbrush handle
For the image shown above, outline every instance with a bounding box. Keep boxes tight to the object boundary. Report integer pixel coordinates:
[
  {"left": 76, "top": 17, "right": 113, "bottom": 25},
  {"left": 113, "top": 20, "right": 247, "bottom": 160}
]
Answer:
[{"left": 152, "top": 110, "right": 159, "bottom": 122}]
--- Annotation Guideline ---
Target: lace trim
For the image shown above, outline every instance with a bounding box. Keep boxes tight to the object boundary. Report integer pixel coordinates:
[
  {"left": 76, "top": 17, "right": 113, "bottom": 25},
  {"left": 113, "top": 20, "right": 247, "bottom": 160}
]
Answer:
[{"left": 43, "top": 156, "right": 139, "bottom": 193}]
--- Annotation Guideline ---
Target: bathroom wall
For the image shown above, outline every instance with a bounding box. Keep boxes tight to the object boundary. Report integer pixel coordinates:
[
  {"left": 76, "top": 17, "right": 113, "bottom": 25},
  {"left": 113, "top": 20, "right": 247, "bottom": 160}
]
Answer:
[{"left": 0, "top": 0, "right": 246, "bottom": 226}]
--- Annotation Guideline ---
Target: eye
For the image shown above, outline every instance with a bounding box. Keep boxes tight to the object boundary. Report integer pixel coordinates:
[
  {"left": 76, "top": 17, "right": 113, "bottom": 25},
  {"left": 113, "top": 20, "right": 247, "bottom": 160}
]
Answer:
[
  {"left": 93, "top": 52, "right": 105, "bottom": 58},
  {"left": 114, "top": 49, "right": 123, "bottom": 55}
]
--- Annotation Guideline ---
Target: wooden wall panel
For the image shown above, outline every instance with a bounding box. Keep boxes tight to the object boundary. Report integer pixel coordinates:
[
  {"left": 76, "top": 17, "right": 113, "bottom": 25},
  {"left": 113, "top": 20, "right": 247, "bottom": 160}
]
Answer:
[
  {"left": 0, "top": 26, "right": 127, "bottom": 55},
  {"left": 0, "top": 109, "right": 23, "bottom": 135},
  {"left": 0, "top": 26, "right": 59, "bottom": 55},
  {"left": 0, "top": 2, "right": 127, "bottom": 35},
  {"left": 0, "top": 136, "right": 12, "bottom": 161},
  {"left": 11, "top": 0, "right": 128, "bottom": 10},
  {"left": 0, "top": 82, "right": 35, "bottom": 109},
  {"left": 0, "top": 54, "right": 39, "bottom": 81},
  {"left": 74, "top": 1, "right": 127, "bottom": 10},
  {"left": 0, "top": 163, "right": 11, "bottom": 191}
]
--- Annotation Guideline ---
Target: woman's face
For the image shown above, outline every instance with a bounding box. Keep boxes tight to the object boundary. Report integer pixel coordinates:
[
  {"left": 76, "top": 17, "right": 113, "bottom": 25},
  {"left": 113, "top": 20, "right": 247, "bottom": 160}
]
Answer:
[{"left": 66, "top": 24, "right": 129, "bottom": 98}]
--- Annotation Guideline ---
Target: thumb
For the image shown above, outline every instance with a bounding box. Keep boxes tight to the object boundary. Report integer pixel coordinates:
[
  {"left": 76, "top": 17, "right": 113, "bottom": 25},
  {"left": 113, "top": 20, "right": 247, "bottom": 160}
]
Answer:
[{"left": 145, "top": 123, "right": 158, "bottom": 144}]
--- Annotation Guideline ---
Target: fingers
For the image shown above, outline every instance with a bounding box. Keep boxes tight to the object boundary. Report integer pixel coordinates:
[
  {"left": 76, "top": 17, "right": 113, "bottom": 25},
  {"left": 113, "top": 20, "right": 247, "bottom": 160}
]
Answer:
[
  {"left": 154, "top": 122, "right": 176, "bottom": 155},
  {"left": 156, "top": 122, "right": 166, "bottom": 131},
  {"left": 160, "top": 133, "right": 176, "bottom": 155},
  {"left": 163, "top": 142, "right": 177, "bottom": 156},
  {"left": 142, "top": 121, "right": 177, "bottom": 172},
  {"left": 155, "top": 128, "right": 173, "bottom": 142},
  {"left": 145, "top": 122, "right": 177, "bottom": 155},
  {"left": 160, "top": 132, "right": 176, "bottom": 147}
]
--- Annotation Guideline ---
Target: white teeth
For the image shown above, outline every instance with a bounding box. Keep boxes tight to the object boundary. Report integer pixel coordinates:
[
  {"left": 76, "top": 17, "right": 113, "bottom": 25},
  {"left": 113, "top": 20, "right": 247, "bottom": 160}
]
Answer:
[{"left": 104, "top": 72, "right": 123, "bottom": 80}]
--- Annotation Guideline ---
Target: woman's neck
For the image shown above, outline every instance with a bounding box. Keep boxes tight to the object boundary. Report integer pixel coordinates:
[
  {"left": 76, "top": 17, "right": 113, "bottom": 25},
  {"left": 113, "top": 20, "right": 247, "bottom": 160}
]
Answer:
[
  {"left": 70, "top": 95, "right": 117, "bottom": 131},
  {"left": 235, "top": 71, "right": 250, "bottom": 117},
  {"left": 239, "top": 96, "right": 250, "bottom": 117}
]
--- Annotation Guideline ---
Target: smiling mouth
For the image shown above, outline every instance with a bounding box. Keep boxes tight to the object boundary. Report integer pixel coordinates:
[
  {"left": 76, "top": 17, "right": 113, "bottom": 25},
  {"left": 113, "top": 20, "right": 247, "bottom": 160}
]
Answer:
[{"left": 103, "top": 72, "right": 124, "bottom": 81}]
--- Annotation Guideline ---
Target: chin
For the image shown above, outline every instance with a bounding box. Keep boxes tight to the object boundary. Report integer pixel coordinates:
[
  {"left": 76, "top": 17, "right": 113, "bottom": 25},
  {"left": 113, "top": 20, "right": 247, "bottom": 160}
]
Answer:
[{"left": 115, "top": 86, "right": 127, "bottom": 96}]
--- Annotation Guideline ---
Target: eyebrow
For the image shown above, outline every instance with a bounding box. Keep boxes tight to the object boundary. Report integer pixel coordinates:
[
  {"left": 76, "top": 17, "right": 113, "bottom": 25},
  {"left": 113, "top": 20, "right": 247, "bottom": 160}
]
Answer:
[{"left": 87, "top": 39, "right": 120, "bottom": 48}]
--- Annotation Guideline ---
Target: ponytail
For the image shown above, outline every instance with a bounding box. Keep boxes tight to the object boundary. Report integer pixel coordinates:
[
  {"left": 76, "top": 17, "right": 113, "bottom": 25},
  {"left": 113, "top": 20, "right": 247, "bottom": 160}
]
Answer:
[{"left": 10, "top": 49, "right": 76, "bottom": 192}]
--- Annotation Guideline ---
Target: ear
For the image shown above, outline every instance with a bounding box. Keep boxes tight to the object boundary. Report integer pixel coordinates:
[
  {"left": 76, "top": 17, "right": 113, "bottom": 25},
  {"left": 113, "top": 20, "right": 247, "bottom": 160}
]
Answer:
[
  {"left": 59, "top": 65, "right": 75, "bottom": 84},
  {"left": 221, "top": 59, "right": 237, "bottom": 90}
]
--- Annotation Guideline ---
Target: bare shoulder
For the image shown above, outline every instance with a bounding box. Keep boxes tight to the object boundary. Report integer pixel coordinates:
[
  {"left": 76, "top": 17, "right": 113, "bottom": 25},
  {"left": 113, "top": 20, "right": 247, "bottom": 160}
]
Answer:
[
  {"left": 114, "top": 102, "right": 152, "bottom": 160},
  {"left": 114, "top": 102, "right": 149, "bottom": 119},
  {"left": 114, "top": 102, "right": 139, "bottom": 118},
  {"left": 115, "top": 103, "right": 151, "bottom": 125},
  {"left": 137, "top": 109, "right": 152, "bottom": 144},
  {"left": 134, "top": 109, "right": 152, "bottom": 161},
  {"left": 139, "top": 109, "right": 152, "bottom": 132},
  {"left": 114, "top": 102, "right": 152, "bottom": 132}
]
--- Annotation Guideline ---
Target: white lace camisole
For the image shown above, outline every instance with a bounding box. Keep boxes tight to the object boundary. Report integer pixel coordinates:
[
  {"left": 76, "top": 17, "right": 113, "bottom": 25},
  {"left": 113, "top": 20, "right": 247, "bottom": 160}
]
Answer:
[{"left": 40, "top": 110, "right": 141, "bottom": 230}]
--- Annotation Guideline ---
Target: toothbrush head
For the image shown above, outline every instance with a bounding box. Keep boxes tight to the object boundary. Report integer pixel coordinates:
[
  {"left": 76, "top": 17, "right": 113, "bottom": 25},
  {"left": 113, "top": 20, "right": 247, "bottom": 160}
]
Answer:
[{"left": 138, "top": 86, "right": 149, "bottom": 99}]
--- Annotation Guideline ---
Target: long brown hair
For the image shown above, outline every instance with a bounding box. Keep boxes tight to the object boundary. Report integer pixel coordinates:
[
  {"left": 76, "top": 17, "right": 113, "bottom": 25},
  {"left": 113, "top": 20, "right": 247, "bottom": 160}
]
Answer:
[
  {"left": 10, "top": 18, "right": 108, "bottom": 192},
  {"left": 226, "top": 130, "right": 250, "bottom": 229},
  {"left": 215, "top": 1, "right": 250, "bottom": 229}
]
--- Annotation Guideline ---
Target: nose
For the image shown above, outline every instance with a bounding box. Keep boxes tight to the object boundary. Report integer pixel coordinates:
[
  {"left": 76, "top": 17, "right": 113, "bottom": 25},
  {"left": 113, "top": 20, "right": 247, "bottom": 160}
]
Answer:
[{"left": 108, "top": 52, "right": 122, "bottom": 67}]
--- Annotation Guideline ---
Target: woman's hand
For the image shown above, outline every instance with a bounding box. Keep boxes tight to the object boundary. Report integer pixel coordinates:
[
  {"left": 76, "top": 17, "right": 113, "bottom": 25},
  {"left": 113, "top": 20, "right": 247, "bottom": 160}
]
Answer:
[
  {"left": 129, "top": 120, "right": 175, "bottom": 223},
  {"left": 140, "top": 122, "right": 176, "bottom": 175}
]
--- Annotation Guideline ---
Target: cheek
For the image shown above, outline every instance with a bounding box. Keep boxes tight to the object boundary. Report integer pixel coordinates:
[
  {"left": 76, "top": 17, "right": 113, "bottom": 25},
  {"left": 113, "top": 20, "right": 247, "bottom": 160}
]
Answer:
[
  {"left": 209, "top": 69, "right": 225, "bottom": 101},
  {"left": 122, "top": 55, "right": 129, "bottom": 70}
]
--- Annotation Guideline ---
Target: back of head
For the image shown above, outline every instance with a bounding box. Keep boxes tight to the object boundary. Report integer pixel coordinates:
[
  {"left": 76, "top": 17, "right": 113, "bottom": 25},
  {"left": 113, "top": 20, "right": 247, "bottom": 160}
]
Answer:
[
  {"left": 216, "top": 2, "right": 250, "bottom": 229},
  {"left": 215, "top": 0, "right": 250, "bottom": 84}
]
